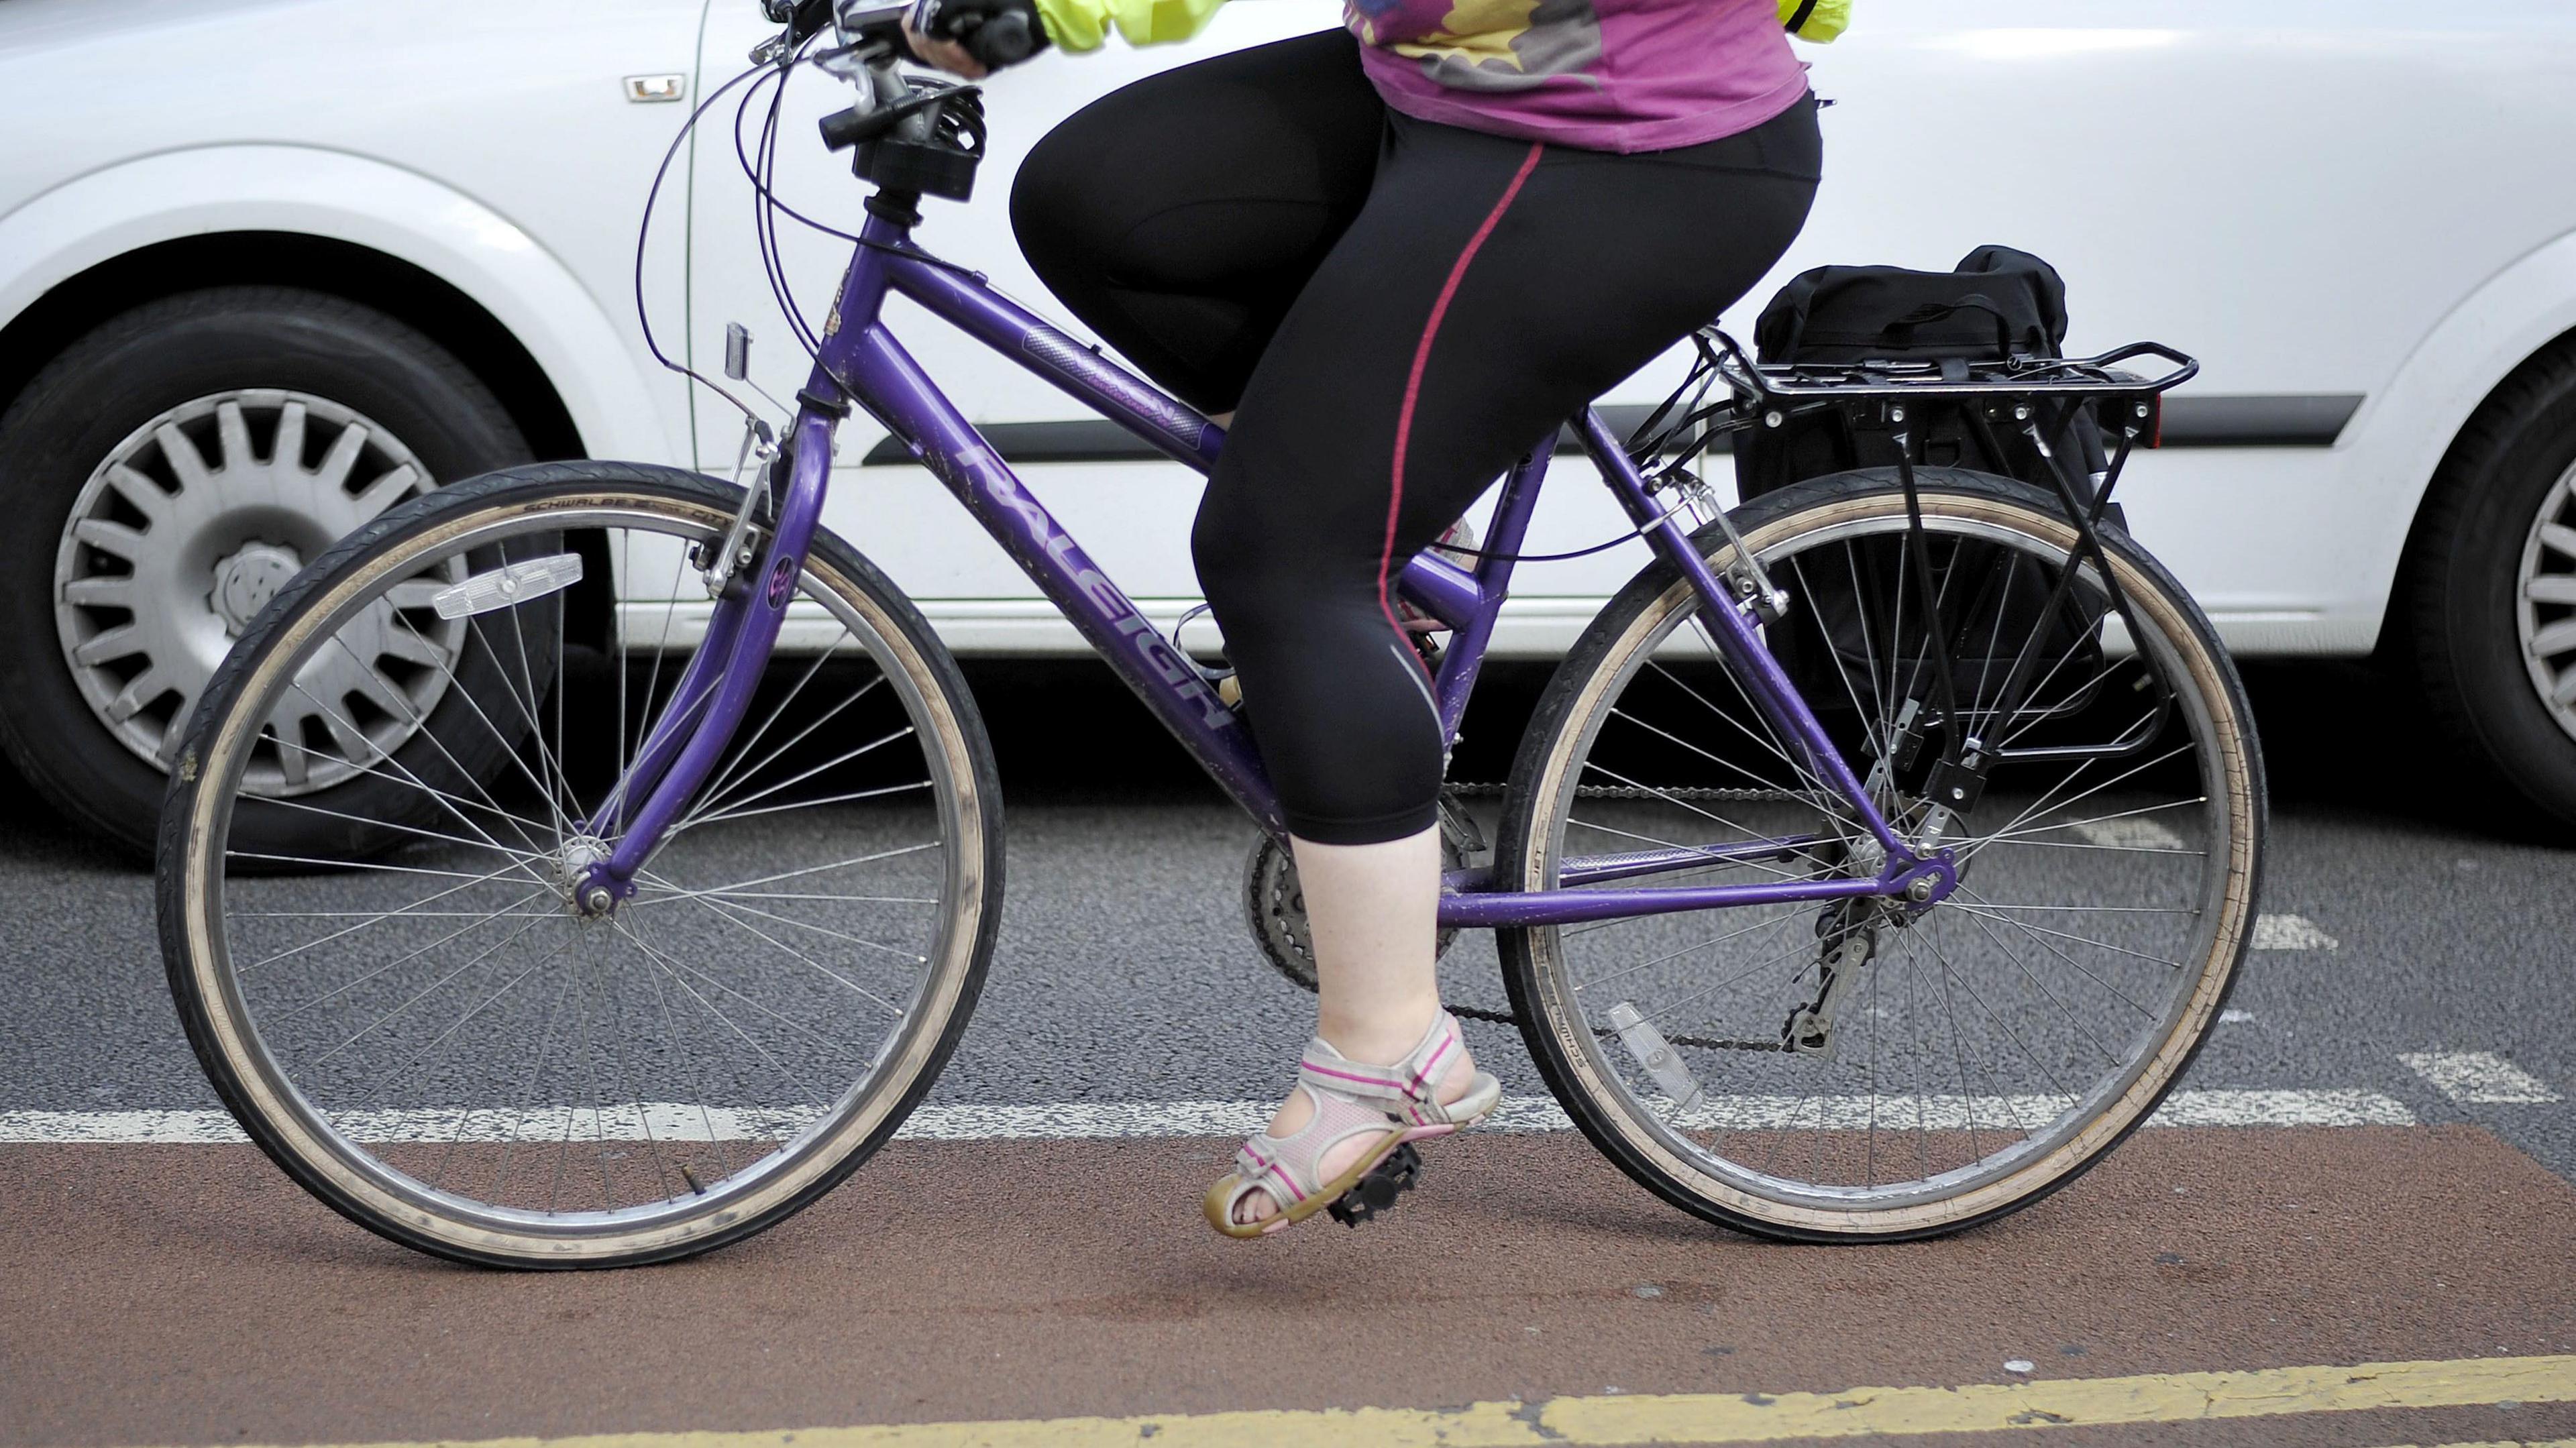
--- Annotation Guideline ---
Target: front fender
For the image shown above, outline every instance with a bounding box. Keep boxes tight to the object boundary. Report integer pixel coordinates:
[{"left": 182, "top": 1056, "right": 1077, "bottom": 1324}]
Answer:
[{"left": 0, "top": 143, "right": 682, "bottom": 466}]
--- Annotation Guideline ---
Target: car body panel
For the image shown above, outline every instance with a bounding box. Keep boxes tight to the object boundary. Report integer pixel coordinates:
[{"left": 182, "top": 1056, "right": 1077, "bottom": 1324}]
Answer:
[
  {"left": 0, "top": 0, "right": 706, "bottom": 464},
  {"left": 8, "top": 0, "right": 2576, "bottom": 658}
]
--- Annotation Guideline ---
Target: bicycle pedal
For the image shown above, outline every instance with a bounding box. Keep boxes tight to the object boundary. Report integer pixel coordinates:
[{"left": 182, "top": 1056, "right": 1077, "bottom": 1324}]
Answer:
[{"left": 1327, "top": 1142, "right": 1421, "bottom": 1227}]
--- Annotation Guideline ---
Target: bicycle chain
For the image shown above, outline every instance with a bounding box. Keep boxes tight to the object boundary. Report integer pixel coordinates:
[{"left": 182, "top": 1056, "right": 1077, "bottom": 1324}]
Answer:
[
  {"left": 1440, "top": 782, "right": 1801, "bottom": 1050},
  {"left": 1441, "top": 782, "right": 1805, "bottom": 803},
  {"left": 1249, "top": 784, "right": 1804, "bottom": 1053},
  {"left": 1443, "top": 999, "right": 1786, "bottom": 1053}
]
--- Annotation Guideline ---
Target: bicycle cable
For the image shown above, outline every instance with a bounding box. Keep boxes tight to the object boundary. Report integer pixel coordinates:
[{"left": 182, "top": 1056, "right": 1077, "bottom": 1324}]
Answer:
[
  {"left": 1426, "top": 485, "right": 1707, "bottom": 565},
  {"left": 632, "top": 56, "right": 781, "bottom": 437},
  {"left": 721, "top": 38, "right": 1007, "bottom": 390}
]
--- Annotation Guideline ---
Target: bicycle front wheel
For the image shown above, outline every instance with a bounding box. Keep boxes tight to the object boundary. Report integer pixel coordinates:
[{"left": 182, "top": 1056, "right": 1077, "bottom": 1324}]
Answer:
[
  {"left": 1497, "top": 467, "right": 2262, "bottom": 1241},
  {"left": 158, "top": 461, "right": 1002, "bottom": 1267}
]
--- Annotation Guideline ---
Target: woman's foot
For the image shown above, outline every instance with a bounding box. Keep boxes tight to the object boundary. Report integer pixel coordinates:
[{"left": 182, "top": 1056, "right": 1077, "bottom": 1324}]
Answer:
[{"left": 1227, "top": 1029, "right": 1482, "bottom": 1228}]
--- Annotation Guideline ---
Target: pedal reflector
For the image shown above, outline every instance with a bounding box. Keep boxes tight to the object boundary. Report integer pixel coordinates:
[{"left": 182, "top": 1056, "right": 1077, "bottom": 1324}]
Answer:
[{"left": 430, "top": 553, "right": 584, "bottom": 618}]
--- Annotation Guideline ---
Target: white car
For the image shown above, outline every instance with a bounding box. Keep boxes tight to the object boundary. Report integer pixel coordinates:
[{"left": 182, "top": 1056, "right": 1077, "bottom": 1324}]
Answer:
[{"left": 3, "top": 0, "right": 2573, "bottom": 853}]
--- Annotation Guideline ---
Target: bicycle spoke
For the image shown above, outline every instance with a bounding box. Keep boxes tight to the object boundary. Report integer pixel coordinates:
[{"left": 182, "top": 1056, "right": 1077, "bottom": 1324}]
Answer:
[
  {"left": 238, "top": 858, "right": 541, "bottom": 974},
  {"left": 650, "top": 841, "right": 945, "bottom": 901},
  {"left": 674, "top": 779, "right": 934, "bottom": 834},
  {"left": 271, "top": 888, "right": 553, "bottom": 1019},
  {"left": 679, "top": 666, "right": 883, "bottom": 831},
  {"left": 292, "top": 663, "right": 553, "bottom": 867},
  {"left": 669, "top": 891, "right": 912, "bottom": 1017},
  {"left": 260, "top": 730, "right": 557, "bottom": 841},
  {"left": 1953, "top": 884, "right": 2163, "bottom": 1020},
  {"left": 1570, "top": 905, "right": 1803, "bottom": 994},
  {"left": 1945, "top": 904, "right": 2188, "bottom": 970},
  {"left": 1572, "top": 761, "right": 1824, "bottom": 883},
  {"left": 674, "top": 724, "right": 917, "bottom": 834},
  {"left": 309, "top": 909, "right": 561, "bottom": 1064}
]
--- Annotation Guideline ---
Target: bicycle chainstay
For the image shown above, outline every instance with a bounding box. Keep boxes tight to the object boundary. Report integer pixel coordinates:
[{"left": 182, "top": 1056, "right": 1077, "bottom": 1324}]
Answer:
[{"left": 1441, "top": 781, "right": 1803, "bottom": 1053}]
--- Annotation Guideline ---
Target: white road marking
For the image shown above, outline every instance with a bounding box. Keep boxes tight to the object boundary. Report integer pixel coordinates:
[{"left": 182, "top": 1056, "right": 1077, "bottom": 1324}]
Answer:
[
  {"left": 2149, "top": 1089, "right": 2414, "bottom": 1125},
  {"left": 2253, "top": 913, "right": 2339, "bottom": 950},
  {"left": 2400, "top": 1051, "right": 2563, "bottom": 1105},
  {"left": 2074, "top": 817, "right": 2186, "bottom": 851},
  {"left": 2220, "top": 1008, "right": 2254, "bottom": 1023},
  {"left": 0, "top": 1088, "right": 2416, "bottom": 1145}
]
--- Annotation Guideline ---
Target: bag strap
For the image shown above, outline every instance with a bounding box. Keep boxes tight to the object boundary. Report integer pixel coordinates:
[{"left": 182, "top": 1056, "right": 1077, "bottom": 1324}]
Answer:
[{"left": 1882, "top": 294, "right": 2015, "bottom": 356}]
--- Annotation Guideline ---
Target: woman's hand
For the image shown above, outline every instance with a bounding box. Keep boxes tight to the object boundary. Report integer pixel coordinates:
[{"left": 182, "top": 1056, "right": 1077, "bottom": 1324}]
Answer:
[{"left": 903, "top": 17, "right": 989, "bottom": 78}]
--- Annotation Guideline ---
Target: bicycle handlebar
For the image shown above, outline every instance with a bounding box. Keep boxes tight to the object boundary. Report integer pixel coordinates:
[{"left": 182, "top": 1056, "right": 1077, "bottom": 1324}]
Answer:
[{"left": 764, "top": 0, "right": 837, "bottom": 45}]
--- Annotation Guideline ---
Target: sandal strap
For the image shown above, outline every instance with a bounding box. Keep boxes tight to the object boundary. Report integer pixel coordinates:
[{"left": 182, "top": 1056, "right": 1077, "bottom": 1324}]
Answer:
[
  {"left": 1296, "top": 1011, "right": 1465, "bottom": 1126},
  {"left": 1230, "top": 1087, "right": 1402, "bottom": 1207}
]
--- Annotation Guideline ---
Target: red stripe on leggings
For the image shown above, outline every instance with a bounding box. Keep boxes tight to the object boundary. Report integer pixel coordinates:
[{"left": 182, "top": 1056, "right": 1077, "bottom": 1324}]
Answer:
[{"left": 1378, "top": 141, "right": 1545, "bottom": 677}]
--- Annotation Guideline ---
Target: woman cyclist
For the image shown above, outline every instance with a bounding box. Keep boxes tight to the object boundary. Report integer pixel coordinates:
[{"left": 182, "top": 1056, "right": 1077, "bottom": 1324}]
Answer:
[{"left": 900, "top": 0, "right": 1841, "bottom": 1236}]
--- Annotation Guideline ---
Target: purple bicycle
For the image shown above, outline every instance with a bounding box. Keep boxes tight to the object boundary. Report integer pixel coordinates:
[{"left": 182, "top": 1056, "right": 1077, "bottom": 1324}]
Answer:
[{"left": 157, "top": 3, "right": 2261, "bottom": 1268}]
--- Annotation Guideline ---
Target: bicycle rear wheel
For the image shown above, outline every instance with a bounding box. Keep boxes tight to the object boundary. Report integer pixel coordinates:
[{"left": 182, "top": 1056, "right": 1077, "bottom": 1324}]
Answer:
[
  {"left": 1497, "top": 467, "right": 2262, "bottom": 1241},
  {"left": 158, "top": 461, "right": 1002, "bottom": 1267}
]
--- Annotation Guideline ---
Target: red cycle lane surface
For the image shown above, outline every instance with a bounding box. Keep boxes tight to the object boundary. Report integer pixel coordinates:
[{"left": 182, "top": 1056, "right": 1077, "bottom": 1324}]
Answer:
[{"left": 5, "top": 1125, "right": 2573, "bottom": 1448}]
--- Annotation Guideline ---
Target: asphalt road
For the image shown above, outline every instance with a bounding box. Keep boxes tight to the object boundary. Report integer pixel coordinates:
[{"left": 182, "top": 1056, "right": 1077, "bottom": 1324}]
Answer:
[{"left": 5, "top": 657, "right": 2573, "bottom": 1447}]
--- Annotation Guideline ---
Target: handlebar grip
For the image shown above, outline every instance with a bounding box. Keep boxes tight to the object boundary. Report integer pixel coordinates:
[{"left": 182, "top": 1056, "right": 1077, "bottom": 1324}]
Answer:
[{"left": 966, "top": 9, "right": 1038, "bottom": 66}]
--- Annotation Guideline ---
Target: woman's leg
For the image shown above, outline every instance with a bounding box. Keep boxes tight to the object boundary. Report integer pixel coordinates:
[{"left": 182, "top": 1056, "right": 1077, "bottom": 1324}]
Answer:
[
  {"left": 1010, "top": 32, "right": 1488, "bottom": 1219},
  {"left": 1195, "top": 103, "right": 1823, "bottom": 1222},
  {"left": 1009, "top": 29, "right": 1385, "bottom": 415}
]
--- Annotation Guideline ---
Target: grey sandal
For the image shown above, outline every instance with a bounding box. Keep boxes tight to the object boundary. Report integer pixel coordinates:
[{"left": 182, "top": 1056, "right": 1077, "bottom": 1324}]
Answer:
[{"left": 1203, "top": 1010, "right": 1501, "bottom": 1238}]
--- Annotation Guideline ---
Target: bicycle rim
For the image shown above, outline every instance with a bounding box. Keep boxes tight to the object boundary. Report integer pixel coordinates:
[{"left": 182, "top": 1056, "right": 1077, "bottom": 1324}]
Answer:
[
  {"left": 161, "top": 473, "right": 998, "bottom": 1265},
  {"left": 1500, "top": 474, "right": 2261, "bottom": 1240}
]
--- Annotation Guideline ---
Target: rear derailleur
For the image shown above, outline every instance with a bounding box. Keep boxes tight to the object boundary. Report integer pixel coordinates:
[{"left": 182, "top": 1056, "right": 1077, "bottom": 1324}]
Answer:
[{"left": 1782, "top": 896, "right": 1880, "bottom": 1056}]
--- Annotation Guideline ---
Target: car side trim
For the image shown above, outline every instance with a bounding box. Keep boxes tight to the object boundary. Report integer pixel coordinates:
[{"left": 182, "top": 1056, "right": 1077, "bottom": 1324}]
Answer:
[{"left": 857, "top": 393, "right": 2364, "bottom": 467}]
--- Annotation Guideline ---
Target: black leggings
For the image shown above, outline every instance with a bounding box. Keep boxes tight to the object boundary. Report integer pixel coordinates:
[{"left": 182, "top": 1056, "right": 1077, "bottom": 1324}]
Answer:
[{"left": 1012, "top": 30, "right": 1821, "bottom": 844}]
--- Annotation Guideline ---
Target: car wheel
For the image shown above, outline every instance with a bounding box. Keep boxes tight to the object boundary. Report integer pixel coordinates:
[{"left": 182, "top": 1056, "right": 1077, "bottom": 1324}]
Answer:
[
  {"left": 0, "top": 286, "right": 531, "bottom": 856},
  {"left": 2403, "top": 345, "right": 2576, "bottom": 830}
]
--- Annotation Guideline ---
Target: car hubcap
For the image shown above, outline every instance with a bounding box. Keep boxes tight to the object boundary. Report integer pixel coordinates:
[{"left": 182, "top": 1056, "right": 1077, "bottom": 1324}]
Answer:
[
  {"left": 210, "top": 541, "right": 304, "bottom": 635},
  {"left": 52, "top": 390, "right": 465, "bottom": 794},
  {"left": 2522, "top": 461, "right": 2576, "bottom": 745}
]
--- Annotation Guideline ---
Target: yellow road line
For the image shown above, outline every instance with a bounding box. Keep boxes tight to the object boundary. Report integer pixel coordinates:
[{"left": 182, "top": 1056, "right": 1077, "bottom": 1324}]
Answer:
[
  {"left": 2389, "top": 1440, "right": 2576, "bottom": 1447},
  {"left": 178, "top": 1353, "right": 2576, "bottom": 1448}
]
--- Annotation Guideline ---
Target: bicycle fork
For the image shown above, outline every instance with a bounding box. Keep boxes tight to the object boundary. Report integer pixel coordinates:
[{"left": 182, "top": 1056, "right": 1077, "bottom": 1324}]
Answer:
[{"left": 572, "top": 403, "right": 840, "bottom": 913}]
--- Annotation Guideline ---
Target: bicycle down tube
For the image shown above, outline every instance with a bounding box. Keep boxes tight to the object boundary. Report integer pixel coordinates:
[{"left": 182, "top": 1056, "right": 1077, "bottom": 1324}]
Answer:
[{"left": 580, "top": 205, "right": 1954, "bottom": 926}]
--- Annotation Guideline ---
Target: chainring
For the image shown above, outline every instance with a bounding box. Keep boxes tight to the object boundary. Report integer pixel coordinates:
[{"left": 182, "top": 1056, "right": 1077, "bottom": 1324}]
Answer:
[{"left": 1242, "top": 793, "right": 1485, "bottom": 995}]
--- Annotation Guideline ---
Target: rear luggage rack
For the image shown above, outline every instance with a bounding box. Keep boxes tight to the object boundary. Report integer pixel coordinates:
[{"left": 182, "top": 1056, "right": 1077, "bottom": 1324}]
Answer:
[
  {"left": 1626, "top": 329, "right": 2200, "bottom": 465},
  {"left": 1623, "top": 329, "right": 2204, "bottom": 782}
]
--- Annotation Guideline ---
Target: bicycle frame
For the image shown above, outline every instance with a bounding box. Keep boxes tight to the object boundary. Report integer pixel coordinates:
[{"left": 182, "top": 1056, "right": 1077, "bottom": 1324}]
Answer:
[{"left": 578, "top": 201, "right": 1957, "bottom": 927}]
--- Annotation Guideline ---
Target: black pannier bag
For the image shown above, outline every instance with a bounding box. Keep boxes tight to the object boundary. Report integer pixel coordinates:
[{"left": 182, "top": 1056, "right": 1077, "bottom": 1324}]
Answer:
[
  {"left": 1735, "top": 246, "right": 2116, "bottom": 742},
  {"left": 1739, "top": 243, "right": 2111, "bottom": 494}
]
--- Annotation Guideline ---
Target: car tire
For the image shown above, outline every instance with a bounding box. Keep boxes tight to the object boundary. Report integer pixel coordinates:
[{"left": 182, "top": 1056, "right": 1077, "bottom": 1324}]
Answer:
[
  {"left": 2402, "top": 343, "right": 2576, "bottom": 831},
  {"left": 0, "top": 286, "right": 532, "bottom": 858}
]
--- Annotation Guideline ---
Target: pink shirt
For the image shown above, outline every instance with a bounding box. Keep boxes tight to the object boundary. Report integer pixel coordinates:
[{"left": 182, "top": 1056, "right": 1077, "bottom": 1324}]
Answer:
[{"left": 1347, "top": 0, "right": 1809, "bottom": 154}]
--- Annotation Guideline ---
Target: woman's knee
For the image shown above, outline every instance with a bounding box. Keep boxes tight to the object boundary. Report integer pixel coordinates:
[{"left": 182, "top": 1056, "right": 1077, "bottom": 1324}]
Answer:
[
  {"left": 1010, "top": 123, "right": 1128, "bottom": 288},
  {"left": 1189, "top": 492, "right": 1270, "bottom": 615}
]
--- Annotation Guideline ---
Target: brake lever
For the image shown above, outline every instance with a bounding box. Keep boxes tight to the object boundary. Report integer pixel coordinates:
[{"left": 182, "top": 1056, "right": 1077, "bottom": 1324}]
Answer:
[
  {"left": 753, "top": 0, "right": 847, "bottom": 62},
  {"left": 818, "top": 80, "right": 978, "bottom": 151}
]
